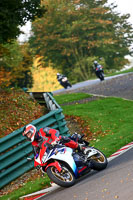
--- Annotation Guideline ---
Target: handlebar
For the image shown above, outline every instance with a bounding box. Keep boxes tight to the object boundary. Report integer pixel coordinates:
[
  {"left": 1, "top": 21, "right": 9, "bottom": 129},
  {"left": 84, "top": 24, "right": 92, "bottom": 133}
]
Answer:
[{"left": 80, "top": 134, "right": 85, "bottom": 139}]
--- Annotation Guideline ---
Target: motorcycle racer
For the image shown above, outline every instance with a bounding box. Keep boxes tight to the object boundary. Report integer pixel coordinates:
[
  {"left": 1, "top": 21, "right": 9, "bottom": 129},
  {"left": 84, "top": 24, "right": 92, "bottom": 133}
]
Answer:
[
  {"left": 56, "top": 73, "right": 72, "bottom": 89},
  {"left": 22, "top": 124, "right": 88, "bottom": 167},
  {"left": 93, "top": 61, "right": 104, "bottom": 81}
]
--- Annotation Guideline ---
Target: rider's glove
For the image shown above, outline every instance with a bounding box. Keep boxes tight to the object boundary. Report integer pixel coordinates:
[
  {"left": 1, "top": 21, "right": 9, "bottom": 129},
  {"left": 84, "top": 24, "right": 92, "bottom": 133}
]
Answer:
[
  {"left": 51, "top": 141, "right": 57, "bottom": 146},
  {"left": 51, "top": 139, "right": 59, "bottom": 147}
]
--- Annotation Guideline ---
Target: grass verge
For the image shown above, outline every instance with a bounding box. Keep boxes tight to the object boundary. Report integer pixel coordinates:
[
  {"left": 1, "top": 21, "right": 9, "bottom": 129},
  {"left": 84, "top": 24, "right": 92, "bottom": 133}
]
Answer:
[
  {"left": 0, "top": 175, "right": 51, "bottom": 200},
  {"left": 55, "top": 93, "right": 133, "bottom": 157},
  {"left": 54, "top": 93, "right": 92, "bottom": 105},
  {"left": 1, "top": 92, "right": 133, "bottom": 199},
  {"left": 105, "top": 67, "right": 133, "bottom": 77}
]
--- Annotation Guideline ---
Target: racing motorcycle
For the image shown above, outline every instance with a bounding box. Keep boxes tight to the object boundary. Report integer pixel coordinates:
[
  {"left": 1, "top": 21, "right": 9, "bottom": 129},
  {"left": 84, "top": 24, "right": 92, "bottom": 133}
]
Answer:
[
  {"left": 33, "top": 133, "right": 108, "bottom": 187},
  {"left": 60, "top": 76, "right": 72, "bottom": 89},
  {"left": 95, "top": 65, "right": 104, "bottom": 81},
  {"left": 57, "top": 74, "right": 72, "bottom": 89}
]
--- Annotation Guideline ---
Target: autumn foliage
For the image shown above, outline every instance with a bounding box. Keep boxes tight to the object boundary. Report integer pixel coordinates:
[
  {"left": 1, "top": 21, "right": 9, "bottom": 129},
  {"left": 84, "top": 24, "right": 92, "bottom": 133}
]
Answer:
[
  {"left": 0, "top": 42, "right": 33, "bottom": 89},
  {"left": 30, "top": 56, "right": 62, "bottom": 92},
  {"left": 31, "top": 66, "right": 62, "bottom": 92},
  {"left": 0, "top": 89, "right": 46, "bottom": 138},
  {"left": 29, "top": 0, "right": 133, "bottom": 83}
]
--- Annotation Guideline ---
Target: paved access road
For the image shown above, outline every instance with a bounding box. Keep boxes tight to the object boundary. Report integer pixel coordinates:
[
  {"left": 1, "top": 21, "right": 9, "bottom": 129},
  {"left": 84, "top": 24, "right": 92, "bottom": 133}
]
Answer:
[
  {"left": 40, "top": 148, "right": 133, "bottom": 200},
  {"left": 53, "top": 72, "right": 133, "bottom": 100}
]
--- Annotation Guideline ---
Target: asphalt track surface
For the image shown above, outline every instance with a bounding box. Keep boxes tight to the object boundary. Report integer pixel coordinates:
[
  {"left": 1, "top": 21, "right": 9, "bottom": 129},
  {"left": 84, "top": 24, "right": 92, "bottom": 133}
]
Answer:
[
  {"left": 39, "top": 73, "right": 133, "bottom": 200},
  {"left": 39, "top": 148, "right": 133, "bottom": 200},
  {"left": 53, "top": 72, "right": 133, "bottom": 101}
]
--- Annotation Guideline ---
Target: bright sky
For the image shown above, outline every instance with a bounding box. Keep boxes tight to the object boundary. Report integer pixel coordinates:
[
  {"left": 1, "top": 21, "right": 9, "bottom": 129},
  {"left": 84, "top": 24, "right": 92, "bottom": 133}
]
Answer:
[
  {"left": 108, "top": 0, "right": 133, "bottom": 59},
  {"left": 108, "top": 0, "right": 133, "bottom": 24},
  {"left": 18, "top": 21, "right": 31, "bottom": 43},
  {"left": 18, "top": 0, "right": 133, "bottom": 42}
]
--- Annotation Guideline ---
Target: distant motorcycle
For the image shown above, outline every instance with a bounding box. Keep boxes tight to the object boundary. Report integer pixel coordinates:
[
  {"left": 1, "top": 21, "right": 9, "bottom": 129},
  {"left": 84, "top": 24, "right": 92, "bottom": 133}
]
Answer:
[
  {"left": 57, "top": 73, "right": 72, "bottom": 89},
  {"left": 95, "top": 65, "right": 104, "bottom": 81},
  {"left": 34, "top": 133, "right": 108, "bottom": 187}
]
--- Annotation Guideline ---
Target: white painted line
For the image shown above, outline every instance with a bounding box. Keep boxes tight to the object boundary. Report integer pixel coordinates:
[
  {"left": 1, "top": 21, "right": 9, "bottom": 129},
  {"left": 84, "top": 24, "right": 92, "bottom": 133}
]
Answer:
[{"left": 20, "top": 183, "right": 59, "bottom": 199}]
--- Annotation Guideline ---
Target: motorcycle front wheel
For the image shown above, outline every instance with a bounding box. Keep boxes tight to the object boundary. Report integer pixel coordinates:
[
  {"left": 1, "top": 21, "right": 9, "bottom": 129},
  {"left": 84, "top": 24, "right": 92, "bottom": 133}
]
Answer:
[
  {"left": 99, "top": 73, "right": 104, "bottom": 81},
  {"left": 46, "top": 163, "right": 76, "bottom": 187},
  {"left": 89, "top": 147, "right": 108, "bottom": 171}
]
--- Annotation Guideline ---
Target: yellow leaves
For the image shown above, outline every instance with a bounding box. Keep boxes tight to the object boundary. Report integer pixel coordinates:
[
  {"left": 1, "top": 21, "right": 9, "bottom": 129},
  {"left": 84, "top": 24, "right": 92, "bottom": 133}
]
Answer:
[
  {"left": 31, "top": 66, "right": 62, "bottom": 92},
  {"left": 120, "top": 179, "right": 124, "bottom": 183},
  {"left": 94, "top": 19, "right": 112, "bottom": 25},
  {"left": 88, "top": 41, "right": 99, "bottom": 48},
  {"left": 103, "top": 38, "right": 115, "bottom": 45},
  {"left": 33, "top": 55, "right": 43, "bottom": 68},
  {"left": 97, "top": 32, "right": 112, "bottom": 37},
  {"left": 102, "top": 188, "right": 108, "bottom": 192},
  {"left": 31, "top": 55, "right": 63, "bottom": 91},
  {"left": 90, "top": 8, "right": 108, "bottom": 15},
  {"left": 74, "top": 0, "right": 80, "bottom": 4},
  {"left": 114, "top": 195, "right": 119, "bottom": 199},
  {"left": 0, "top": 68, "right": 12, "bottom": 88}
]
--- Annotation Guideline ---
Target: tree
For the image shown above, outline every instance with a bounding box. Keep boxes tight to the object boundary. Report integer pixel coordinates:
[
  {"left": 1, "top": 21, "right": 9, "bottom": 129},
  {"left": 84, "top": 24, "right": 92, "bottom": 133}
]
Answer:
[
  {"left": 29, "top": 0, "right": 133, "bottom": 82},
  {"left": 0, "top": 0, "right": 45, "bottom": 43},
  {"left": 95, "top": 2, "right": 133, "bottom": 70},
  {"left": 0, "top": 41, "right": 33, "bottom": 88}
]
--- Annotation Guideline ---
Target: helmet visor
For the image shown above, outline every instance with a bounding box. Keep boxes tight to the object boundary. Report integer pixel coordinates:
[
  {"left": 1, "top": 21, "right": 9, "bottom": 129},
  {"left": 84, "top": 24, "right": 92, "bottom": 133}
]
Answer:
[{"left": 23, "top": 129, "right": 34, "bottom": 140}]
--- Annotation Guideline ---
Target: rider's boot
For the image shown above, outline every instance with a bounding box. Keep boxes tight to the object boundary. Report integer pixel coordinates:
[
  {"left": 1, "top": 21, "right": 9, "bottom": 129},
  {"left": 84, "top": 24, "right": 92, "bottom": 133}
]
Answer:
[
  {"left": 77, "top": 144, "right": 90, "bottom": 155},
  {"left": 77, "top": 144, "right": 93, "bottom": 168}
]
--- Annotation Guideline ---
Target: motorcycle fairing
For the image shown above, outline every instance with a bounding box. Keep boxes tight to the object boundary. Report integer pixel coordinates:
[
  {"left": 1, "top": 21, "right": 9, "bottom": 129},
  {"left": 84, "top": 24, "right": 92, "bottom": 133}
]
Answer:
[
  {"left": 46, "top": 147, "right": 79, "bottom": 178},
  {"left": 45, "top": 161, "right": 62, "bottom": 172},
  {"left": 86, "top": 147, "right": 98, "bottom": 158}
]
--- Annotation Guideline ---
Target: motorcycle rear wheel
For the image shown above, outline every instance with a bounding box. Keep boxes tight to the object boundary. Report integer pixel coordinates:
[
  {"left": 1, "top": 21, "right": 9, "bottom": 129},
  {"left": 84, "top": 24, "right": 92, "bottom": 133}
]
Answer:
[
  {"left": 89, "top": 148, "right": 108, "bottom": 171},
  {"left": 46, "top": 163, "right": 76, "bottom": 187}
]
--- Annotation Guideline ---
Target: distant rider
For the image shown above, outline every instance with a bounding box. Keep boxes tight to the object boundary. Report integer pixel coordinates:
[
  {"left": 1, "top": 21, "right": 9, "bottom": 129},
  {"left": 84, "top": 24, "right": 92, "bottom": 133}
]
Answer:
[
  {"left": 56, "top": 73, "right": 64, "bottom": 84},
  {"left": 56, "top": 73, "right": 72, "bottom": 89},
  {"left": 93, "top": 61, "right": 104, "bottom": 80}
]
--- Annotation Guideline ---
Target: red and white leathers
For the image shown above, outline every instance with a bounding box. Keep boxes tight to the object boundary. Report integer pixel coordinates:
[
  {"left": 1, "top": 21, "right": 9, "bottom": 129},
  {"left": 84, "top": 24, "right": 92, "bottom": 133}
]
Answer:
[{"left": 33, "top": 127, "right": 78, "bottom": 167}]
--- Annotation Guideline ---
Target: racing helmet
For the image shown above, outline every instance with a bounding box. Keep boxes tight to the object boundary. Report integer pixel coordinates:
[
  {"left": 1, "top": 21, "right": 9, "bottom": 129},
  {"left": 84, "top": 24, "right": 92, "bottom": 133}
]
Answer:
[
  {"left": 94, "top": 60, "right": 98, "bottom": 64},
  {"left": 22, "top": 124, "right": 36, "bottom": 142}
]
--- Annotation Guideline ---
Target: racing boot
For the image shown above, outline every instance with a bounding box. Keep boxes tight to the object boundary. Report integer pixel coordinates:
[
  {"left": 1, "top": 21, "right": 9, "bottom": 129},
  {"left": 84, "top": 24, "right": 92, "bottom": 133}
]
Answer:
[
  {"left": 77, "top": 144, "right": 92, "bottom": 166},
  {"left": 77, "top": 144, "right": 90, "bottom": 155}
]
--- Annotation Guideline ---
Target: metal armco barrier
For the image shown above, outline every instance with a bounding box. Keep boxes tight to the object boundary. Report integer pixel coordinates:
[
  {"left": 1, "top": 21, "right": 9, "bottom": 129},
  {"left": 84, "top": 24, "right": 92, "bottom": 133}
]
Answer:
[
  {"left": 28, "top": 92, "right": 57, "bottom": 108},
  {"left": 0, "top": 93, "right": 70, "bottom": 189},
  {"left": 43, "top": 92, "right": 60, "bottom": 110}
]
